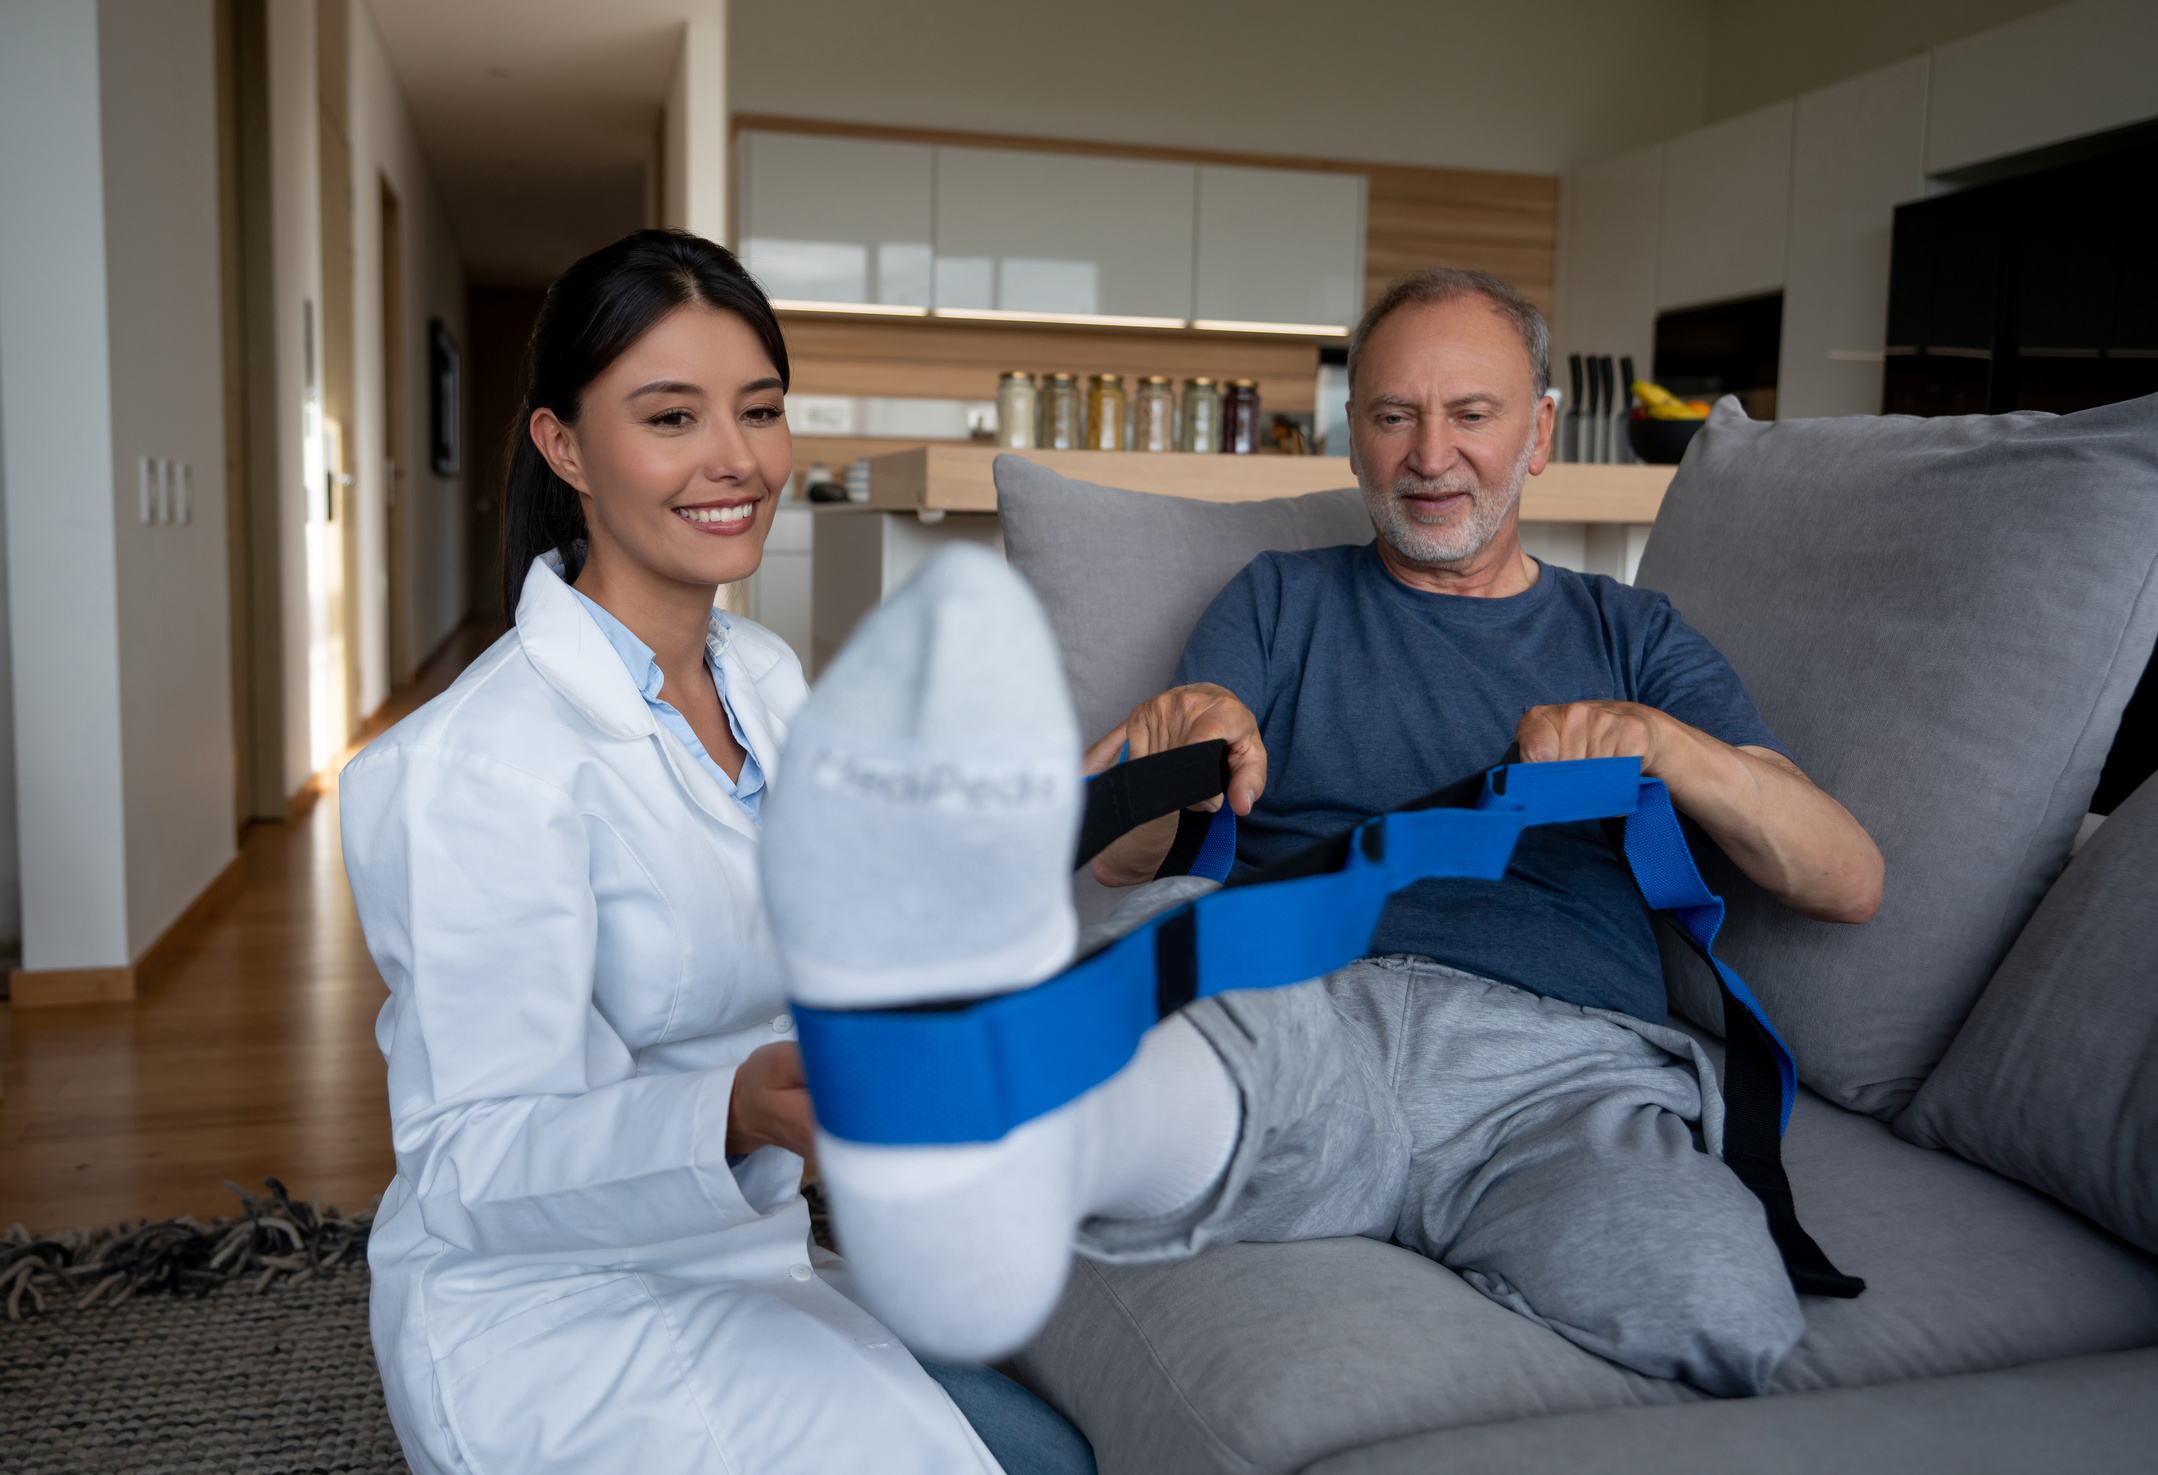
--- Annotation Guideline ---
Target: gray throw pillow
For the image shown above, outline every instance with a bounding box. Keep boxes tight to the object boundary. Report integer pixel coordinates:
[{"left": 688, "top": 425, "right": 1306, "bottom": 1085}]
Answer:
[
  {"left": 994, "top": 454, "right": 1370, "bottom": 744},
  {"left": 1893, "top": 772, "right": 2158, "bottom": 1254},
  {"left": 1634, "top": 392, "right": 2158, "bottom": 1119}
]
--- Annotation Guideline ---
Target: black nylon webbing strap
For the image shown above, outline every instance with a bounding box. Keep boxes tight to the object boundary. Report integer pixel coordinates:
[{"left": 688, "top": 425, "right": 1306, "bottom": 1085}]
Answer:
[
  {"left": 1074, "top": 739, "right": 1231, "bottom": 870},
  {"left": 1603, "top": 816, "right": 1865, "bottom": 1299}
]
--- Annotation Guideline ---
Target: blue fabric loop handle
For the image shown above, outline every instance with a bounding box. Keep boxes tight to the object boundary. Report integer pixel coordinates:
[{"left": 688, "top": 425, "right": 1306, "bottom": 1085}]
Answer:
[{"left": 795, "top": 754, "right": 1799, "bottom": 1148}]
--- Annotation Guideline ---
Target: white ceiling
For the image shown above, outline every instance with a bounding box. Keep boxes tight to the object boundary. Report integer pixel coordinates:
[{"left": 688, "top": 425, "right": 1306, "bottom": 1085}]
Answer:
[{"left": 365, "top": 0, "right": 712, "bottom": 285}]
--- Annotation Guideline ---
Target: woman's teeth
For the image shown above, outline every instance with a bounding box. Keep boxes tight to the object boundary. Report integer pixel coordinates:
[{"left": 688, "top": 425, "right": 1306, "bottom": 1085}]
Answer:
[{"left": 675, "top": 503, "right": 755, "bottom": 525}]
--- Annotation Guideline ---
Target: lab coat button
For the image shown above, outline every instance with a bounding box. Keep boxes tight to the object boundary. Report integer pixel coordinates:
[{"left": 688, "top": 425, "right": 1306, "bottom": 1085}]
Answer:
[
  {"left": 789, "top": 1263, "right": 813, "bottom": 1281},
  {"left": 772, "top": 1014, "right": 793, "bottom": 1033}
]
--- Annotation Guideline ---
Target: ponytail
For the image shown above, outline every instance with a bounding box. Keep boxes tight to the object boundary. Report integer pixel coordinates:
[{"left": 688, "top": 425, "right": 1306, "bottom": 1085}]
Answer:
[{"left": 501, "top": 229, "right": 790, "bottom": 619}]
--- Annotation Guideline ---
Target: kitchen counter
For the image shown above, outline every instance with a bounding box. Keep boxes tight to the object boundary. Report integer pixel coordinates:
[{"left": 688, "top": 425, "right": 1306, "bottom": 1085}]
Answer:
[{"left": 862, "top": 444, "right": 1673, "bottom": 521}]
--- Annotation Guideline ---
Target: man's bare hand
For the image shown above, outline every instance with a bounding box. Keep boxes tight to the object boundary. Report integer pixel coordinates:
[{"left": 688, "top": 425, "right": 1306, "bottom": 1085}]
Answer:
[
  {"left": 726, "top": 1041, "right": 817, "bottom": 1162},
  {"left": 1515, "top": 700, "right": 1663, "bottom": 767},
  {"left": 1516, "top": 700, "right": 1883, "bottom": 925},
  {"left": 1083, "top": 684, "right": 1266, "bottom": 888}
]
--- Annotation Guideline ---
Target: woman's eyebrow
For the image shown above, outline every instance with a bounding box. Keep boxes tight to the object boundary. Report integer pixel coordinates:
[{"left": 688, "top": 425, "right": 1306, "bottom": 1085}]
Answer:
[
  {"left": 628, "top": 378, "right": 701, "bottom": 397},
  {"left": 740, "top": 376, "right": 784, "bottom": 393}
]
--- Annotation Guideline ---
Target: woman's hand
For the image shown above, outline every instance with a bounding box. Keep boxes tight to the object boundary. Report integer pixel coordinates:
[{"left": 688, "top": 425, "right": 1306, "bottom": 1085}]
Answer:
[{"left": 726, "top": 1041, "right": 818, "bottom": 1162}]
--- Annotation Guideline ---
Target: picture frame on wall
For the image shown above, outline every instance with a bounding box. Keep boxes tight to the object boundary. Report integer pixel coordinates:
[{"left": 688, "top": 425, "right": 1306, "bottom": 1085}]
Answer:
[{"left": 429, "top": 318, "right": 461, "bottom": 476}]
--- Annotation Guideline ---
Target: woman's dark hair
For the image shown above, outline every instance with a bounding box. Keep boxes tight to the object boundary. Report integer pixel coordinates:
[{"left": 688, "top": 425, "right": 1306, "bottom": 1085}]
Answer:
[{"left": 501, "top": 229, "right": 790, "bottom": 618}]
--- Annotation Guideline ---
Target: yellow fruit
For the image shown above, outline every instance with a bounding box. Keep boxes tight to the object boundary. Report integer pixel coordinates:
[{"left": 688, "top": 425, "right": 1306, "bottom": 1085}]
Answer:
[{"left": 1633, "top": 380, "right": 1709, "bottom": 420}]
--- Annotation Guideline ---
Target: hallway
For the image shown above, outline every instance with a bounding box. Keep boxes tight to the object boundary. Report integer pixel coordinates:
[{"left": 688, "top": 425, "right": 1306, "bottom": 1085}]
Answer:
[{"left": 0, "top": 624, "right": 502, "bottom": 1235}]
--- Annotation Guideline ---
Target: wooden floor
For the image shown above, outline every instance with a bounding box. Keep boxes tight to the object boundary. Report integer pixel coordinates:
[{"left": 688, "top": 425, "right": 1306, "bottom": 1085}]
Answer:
[{"left": 0, "top": 622, "right": 505, "bottom": 1234}]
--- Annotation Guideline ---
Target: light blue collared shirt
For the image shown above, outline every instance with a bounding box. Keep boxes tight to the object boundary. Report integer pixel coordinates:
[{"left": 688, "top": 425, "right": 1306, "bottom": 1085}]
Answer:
[{"left": 571, "top": 588, "right": 766, "bottom": 822}]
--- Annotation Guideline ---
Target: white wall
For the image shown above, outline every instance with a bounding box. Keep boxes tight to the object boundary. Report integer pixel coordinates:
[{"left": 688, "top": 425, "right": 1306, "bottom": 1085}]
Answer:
[
  {"left": 663, "top": 6, "right": 728, "bottom": 242},
  {"left": 267, "top": 0, "right": 321, "bottom": 799},
  {"left": 100, "top": 0, "right": 240, "bottom": 957},
  {"left": 0, "top": 0, "right": 238, "bottom": 970},
  {"left": 731, "top": 0, "right": 1710, "bottom": 178},
  {"left": 350, "top": 2, "right": 467, "bottom": 689},
  {"left": 0, "top": 2, "right": 133, "bottom": 970},
  {"left": 1702, "top": 0, "right": 2062, "bottom": 124}
]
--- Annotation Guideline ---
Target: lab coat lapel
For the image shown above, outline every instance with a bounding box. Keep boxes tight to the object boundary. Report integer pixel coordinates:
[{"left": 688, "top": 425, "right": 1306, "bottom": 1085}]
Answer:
[
  {"left": 713, "top": 630, "right": 786, "bottom": 788},
  {"left": 514, "top": 554, "right": 657, "bottom": 743},
  {"left": 649, "top": 724, "right": 762, "bottom": 843}
]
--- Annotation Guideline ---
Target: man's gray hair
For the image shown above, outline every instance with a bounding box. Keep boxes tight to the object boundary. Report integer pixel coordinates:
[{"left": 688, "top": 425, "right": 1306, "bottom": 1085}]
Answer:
[{"left": 1346, "top": 268, "right": 1550, "bottom": 400}]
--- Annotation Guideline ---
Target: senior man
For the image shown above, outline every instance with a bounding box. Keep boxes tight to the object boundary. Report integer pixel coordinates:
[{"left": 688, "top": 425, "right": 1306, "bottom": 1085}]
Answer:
[
  {"left": 1070, "top": 268, "right": 1883, "bottom": 1395},
  {"left": 764, "top": 269, "right": 1883, "bottom": 1400}
]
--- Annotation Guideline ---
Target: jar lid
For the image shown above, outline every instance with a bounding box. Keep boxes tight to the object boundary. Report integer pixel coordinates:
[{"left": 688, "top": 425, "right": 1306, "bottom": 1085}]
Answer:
[
  {"left": 1185, "top": 376, "right": 1216, "bottom": 387},
  {"left": 1141, "top": 374, "right": 1172, "bottom": 384},
  {"left": 1047, "top": 371, "right": 1077, "bottom": 382},
  {"left": 1089, "top": 373, "right": 1125, "bottom": 387},
  {"left": 1000, "top": 370, "right": 1035, "bottom": 382},
  {"left": 1229, "top": 378, "right": 1258, "bottom": 387}
]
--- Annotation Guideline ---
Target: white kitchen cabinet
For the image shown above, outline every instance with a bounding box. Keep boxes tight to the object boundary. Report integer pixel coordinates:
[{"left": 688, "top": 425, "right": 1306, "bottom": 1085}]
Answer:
[
  {"left": 1195, "top": 166, "right": 1363, "bottom": 329},
  {"left": 932, "top": 147, "right": 1195, "bottom": 321},
  {"left": 1656, "top": 102, "right": 1794, "bottom": 312},
  {"left": 1551, "top": 143, "right": 1662, "bottom": 387},
  {"left": 1927, "top": 0, "right": 2158, "bottom": 177},
  {"left": 738, "top": 131, "right": 935, "bottom": 306},
  {"left": 742, "top": 503, "right": 813, "bottom": 671},
  {"left": 810, "top": 509, "right": 1004, "bottom": 676},
  {"left": 1778, "top": 57, "right": 1930, "bottom": 419}
]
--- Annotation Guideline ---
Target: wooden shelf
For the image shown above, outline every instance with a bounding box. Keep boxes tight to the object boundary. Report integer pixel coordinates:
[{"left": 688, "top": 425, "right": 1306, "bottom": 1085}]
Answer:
[{"left": 859, "top": 444, "right": 1671, "bottom": 523}]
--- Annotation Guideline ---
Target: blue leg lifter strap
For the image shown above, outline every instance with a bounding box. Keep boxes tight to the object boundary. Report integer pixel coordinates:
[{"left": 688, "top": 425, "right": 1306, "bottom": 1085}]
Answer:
[{"left": 794, "top": 751, "right": 1863, "bottom": 1298}]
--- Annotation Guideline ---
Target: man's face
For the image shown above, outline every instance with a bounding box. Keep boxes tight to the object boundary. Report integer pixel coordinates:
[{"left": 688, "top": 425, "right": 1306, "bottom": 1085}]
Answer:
[{"left": 1348, "top": 297, "right": 1552, "bottom": 568}]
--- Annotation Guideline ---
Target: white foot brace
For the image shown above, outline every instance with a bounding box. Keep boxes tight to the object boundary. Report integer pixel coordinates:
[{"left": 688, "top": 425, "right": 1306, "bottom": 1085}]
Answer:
[{"left": 762, "top": 546, "right": 1239, "bottom": 1360}]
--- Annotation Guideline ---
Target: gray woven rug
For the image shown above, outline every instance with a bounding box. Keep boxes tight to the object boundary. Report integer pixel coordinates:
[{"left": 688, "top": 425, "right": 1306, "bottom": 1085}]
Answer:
[{"left": 2, "top": 1186, "right": 405, "bottom": 1474}]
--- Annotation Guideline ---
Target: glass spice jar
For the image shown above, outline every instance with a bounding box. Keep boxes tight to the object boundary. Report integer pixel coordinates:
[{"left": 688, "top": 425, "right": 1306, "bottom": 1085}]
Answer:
[
  {"left": 1222, "top": 379, "right": 1262, "bottom": 454},
  {"left": 1178, "top": 377, "right": 1222, "bottom": 453},
  {"left": 1133, "top": 375, "right": 1176, "bottom": 452},
  {"left": 1039, "top": 373, "right": 1082, "bottom": 450},
  {"left": 1086, "top": 374, "right": 1127, "bottom": 451},
  {"left": 995, "top": 372, "right": 1038, "bottom": 449}
]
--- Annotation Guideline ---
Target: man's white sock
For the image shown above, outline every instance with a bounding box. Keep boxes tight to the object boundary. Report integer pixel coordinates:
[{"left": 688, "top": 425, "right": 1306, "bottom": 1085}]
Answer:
[{"left": 763, "top": 546, "right": 1239, "bottom": 1361}]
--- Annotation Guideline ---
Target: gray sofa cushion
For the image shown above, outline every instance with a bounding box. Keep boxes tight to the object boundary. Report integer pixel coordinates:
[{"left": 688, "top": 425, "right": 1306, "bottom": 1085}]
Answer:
[
  {"left": 1303, "top": 1346, "right": 2158, "bottom": 1475},
  {"left": 1015, "top": 1082, "right": 2158, "bottom": 1475},
  {"left": 1014, "top": 1236, "right": 1703, "bottom": 1475},
  {"left": 994, "top": 455, "right": 1369, "bottom": 745},
  {"left": 1895, "top": 772, "right": 2158, "bottom": 1254},
  {"left": 1634, "top": 393, "right": 2158, "bottom": 1118}
]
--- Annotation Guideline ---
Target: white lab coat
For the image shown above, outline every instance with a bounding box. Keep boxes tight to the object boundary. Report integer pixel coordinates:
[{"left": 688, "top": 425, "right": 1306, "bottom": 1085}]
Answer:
[{"left": 341, "top": 557, "right": 1001, "bottom": 1475}]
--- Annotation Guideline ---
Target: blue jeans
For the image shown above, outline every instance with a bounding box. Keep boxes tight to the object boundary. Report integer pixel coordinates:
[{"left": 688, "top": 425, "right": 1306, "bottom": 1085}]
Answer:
[{"left": 920, "top": 1359, "right": 1097, "bottom": 1475}]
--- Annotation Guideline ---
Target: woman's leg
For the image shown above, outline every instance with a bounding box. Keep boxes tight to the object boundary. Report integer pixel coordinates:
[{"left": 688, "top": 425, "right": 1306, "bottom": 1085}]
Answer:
[
  {"left": 920, "top": 1361, "right": 1099, "bottom": 1475},
  {"left": 385, "top": 1268, "right": 1000, "bottom": 1475}
]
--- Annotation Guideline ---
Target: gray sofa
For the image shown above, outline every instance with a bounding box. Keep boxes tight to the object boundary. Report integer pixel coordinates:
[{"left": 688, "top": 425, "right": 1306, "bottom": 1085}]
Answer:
[{"left": 991, "top": 393, "right": 2158, "bottom": 1473}]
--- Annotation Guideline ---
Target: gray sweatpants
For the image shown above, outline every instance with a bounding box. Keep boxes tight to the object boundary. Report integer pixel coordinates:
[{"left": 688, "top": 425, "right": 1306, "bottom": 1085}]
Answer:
[{"left": 1073, "top": 883, "right": 1806, "bottom": 1397}]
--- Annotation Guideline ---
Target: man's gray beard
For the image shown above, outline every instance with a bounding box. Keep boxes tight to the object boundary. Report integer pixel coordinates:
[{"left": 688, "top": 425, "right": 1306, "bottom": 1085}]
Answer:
[{"left": 1362, "top": 435, "right": 1536, "bottom": 567}]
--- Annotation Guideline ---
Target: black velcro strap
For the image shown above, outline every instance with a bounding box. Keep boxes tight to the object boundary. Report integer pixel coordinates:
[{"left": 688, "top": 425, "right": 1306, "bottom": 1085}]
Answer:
[
  {"left": 1229, "top": 756, "right": 1501, "bottom": 891},
  {"left": 1075, "top": 740, "right": 1231, "bottom": 870},
  {"left": 1716, "top": 969, "right": 1866, "bottom": 1298},
  {"left": 1153, "top": 909, "right": 1199, "bottom": 1017},
  {"left": 1611, "top": 815, "right": 1865, "bottom": 1300},
  {"left": 1158, "top": 808, "right": 1219, "bottom": 879}
]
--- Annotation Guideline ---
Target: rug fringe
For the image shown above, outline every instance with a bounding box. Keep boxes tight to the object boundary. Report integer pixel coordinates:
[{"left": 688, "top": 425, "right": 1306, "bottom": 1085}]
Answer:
[{"left": 0, "top": 1178, "right": 373, "bottom": 1321}]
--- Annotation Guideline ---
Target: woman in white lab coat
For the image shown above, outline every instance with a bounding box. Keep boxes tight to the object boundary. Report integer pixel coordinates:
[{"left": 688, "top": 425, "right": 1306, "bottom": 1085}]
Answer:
[{"left": 340, "top": 231, "right": 1090, "bottom": 1475}]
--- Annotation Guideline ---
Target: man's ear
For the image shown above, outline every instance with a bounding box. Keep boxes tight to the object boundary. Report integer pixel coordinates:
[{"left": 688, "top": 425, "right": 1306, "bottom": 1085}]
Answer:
[
  {"left": 1344, "top": 397, "right": 1361, "bottom": 483},
  {"left": 1527, "top": 390, "right": 1557, "bottom": 476},
  {"left": 529, "top": 408, "right": 588, "bottom": 494}
]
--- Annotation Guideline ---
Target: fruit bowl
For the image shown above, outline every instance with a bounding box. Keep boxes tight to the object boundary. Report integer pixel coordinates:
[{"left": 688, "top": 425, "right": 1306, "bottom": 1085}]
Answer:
[{"left": 1628, "top": 415, "right": 1706, "bottom": 465}]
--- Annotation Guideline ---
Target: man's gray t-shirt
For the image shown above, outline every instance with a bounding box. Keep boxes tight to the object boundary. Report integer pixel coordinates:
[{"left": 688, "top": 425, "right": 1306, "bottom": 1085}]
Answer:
[{"left": 1173, "top": 542, "right": 1785, "bottom": 1022}]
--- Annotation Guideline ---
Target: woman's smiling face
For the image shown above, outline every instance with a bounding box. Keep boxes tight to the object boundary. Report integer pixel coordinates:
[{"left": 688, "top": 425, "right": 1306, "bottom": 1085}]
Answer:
[{"left": 535, "top": 303, "right": 792, "bottom": 592}]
